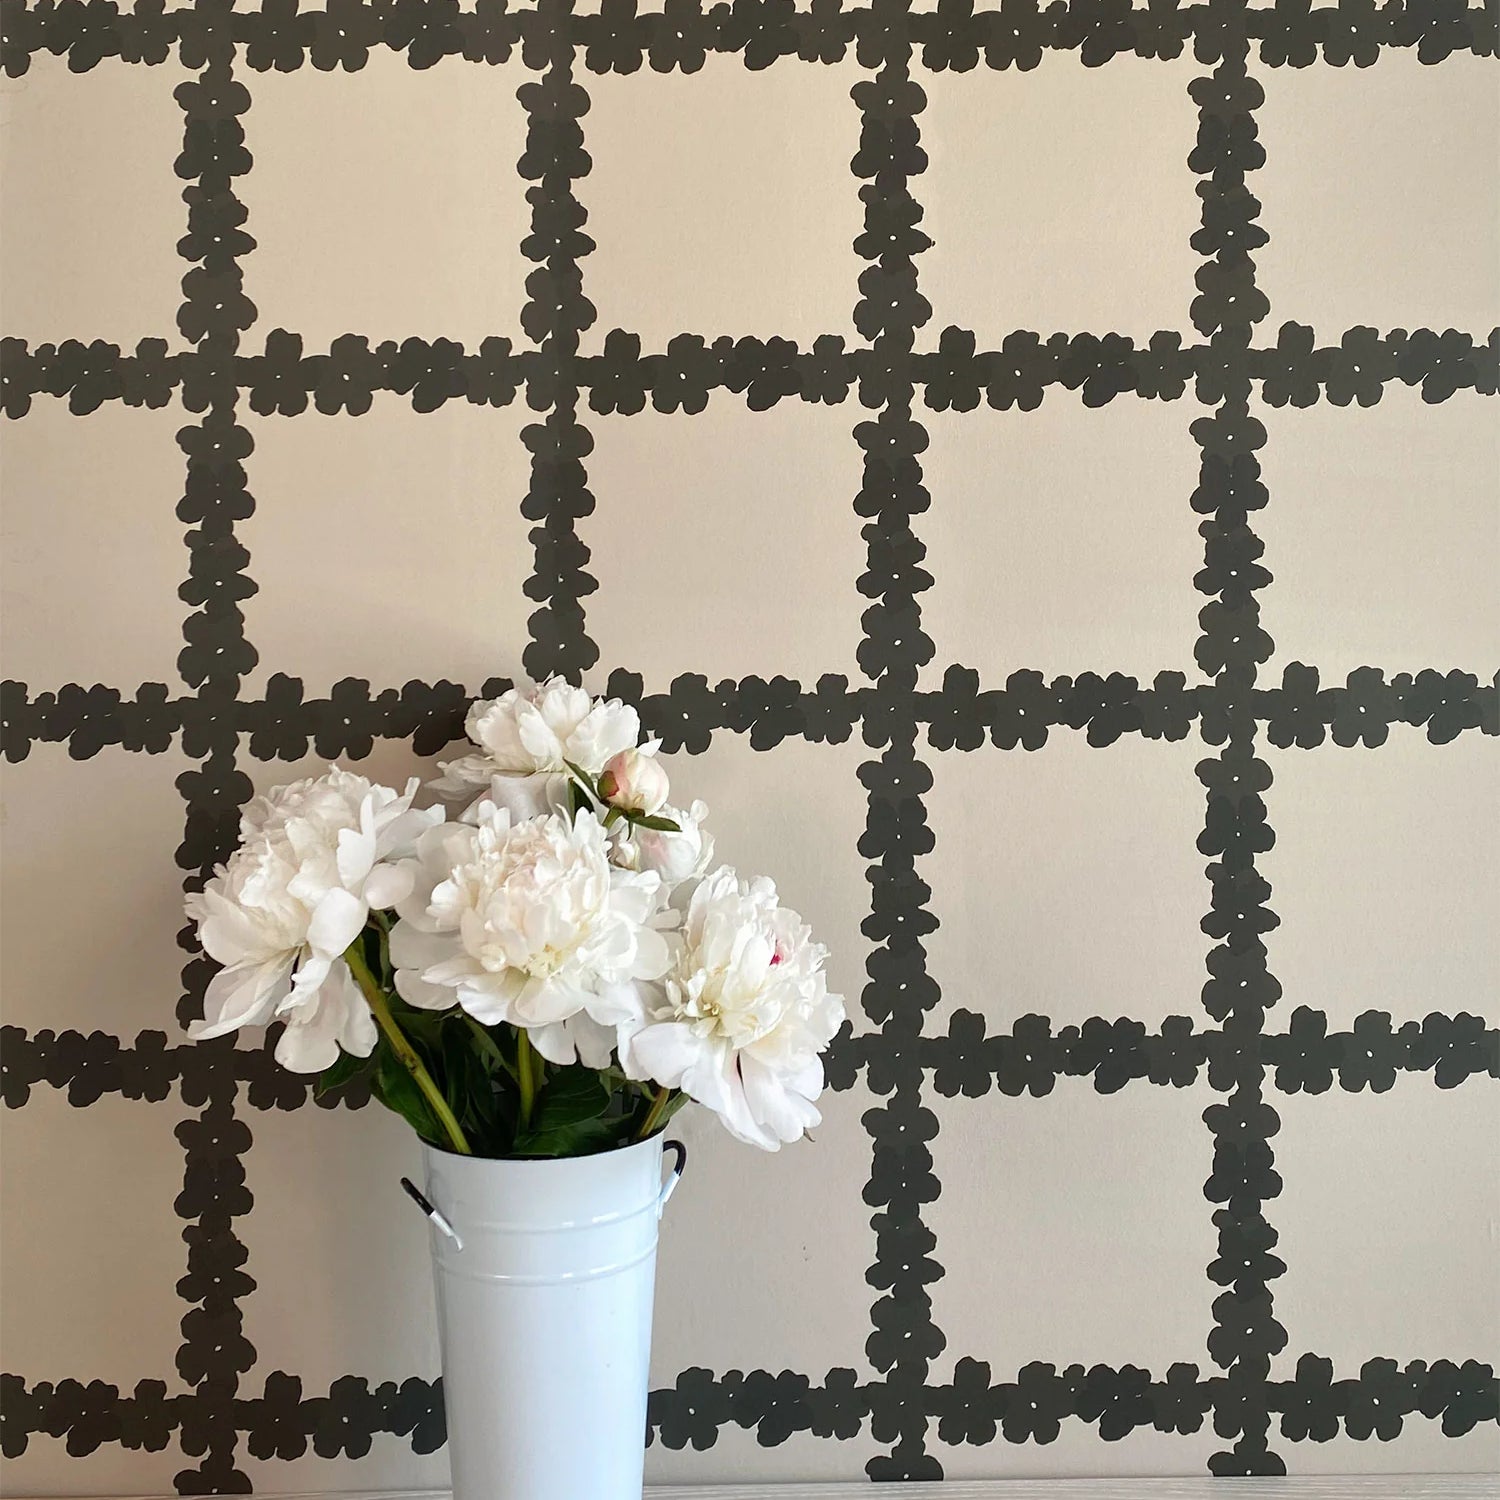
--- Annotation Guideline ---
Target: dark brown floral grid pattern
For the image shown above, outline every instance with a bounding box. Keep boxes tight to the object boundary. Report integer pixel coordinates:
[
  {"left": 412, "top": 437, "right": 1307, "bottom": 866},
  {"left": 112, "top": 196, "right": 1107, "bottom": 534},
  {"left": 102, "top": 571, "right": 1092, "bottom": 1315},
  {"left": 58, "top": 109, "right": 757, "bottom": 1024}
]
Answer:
[{"left": 1, "top": 0, "right": 1498, "bottom": 1490}]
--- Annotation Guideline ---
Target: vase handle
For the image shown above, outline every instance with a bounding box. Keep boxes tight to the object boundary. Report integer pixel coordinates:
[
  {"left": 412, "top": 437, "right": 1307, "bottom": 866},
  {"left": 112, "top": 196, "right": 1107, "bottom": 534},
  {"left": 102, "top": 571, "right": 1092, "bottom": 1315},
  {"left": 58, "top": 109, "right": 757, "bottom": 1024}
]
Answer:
[
  {"left": 658, "top": 1139, "right": 688, "bottom": 1218},
  {"left": 400, "top": 1175, "right": 465, "bottom": 1251}
]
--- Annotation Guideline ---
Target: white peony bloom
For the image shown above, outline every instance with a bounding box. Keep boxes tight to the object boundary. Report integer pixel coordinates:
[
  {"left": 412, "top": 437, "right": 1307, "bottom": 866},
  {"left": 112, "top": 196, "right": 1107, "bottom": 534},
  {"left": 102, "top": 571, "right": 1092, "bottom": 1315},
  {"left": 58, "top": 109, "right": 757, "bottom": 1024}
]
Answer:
[
  {"left": 185, "top": 767, "right": 442, "bottom": 1073},
  {"left": 270, "top": 960, "right": 377, "bottom": 1075},
  {"left": 616, "top": 799, "right": 714, "bottom": 887},
  {"left": 619, "top": 868, "right": 844, "bottom": 1150},
  {"left": 389, "top": 802, "right": 671, "bottom": 1067},
  {"left": 598, "top": 745, "right": 670, "bottom": 816},
  {"left": 463, "top": 769, "right": 573, "bottom": 826},
  {"left": 431, "top": 677, "right": 641, "bottom": 802}
]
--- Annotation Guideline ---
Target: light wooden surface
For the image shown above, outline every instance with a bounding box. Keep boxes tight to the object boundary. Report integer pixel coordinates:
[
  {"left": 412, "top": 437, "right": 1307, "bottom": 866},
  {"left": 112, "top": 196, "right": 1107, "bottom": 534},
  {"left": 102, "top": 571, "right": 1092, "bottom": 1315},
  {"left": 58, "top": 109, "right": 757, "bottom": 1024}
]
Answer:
[
  {"left": 695, "top": 1483, "right": 1491, "bottom": 1499},
  {"left": 57, "top": 1476, "right": 1494, "bottom": 1500},
  {"left": 636, "top": 1482, "right": 1500, "bottom": 1494},
  {"left": 677, "top": 1484, "right": 1492, "bottom": 1499},
  {"left": 636, "top": 1481, "right": 1497, "bottom": 1499}
]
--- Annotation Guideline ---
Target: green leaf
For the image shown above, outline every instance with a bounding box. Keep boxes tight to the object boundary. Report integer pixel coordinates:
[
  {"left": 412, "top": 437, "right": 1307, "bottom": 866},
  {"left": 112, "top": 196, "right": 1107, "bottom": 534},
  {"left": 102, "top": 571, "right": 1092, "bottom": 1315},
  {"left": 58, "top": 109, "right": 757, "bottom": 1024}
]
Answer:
[
  {"left": 439, "top": 1021, "right": 505, "bottom": 1146},
  {"left": 355, "top": 920, "right": 390, "bottom": 983},
  {"left": 464, "top": 1016, "right": 514, "bottom": 1080},
  {"left": 370, "top": 1045, "right": 442, "bottom": 1145},
  {"left": 530, "top": 1065, "right": 611, "bottom": 1133},
  {"left": 489, "top": 1074, "right": 520, "bottom": 1147},
  {"left": 632, "top": 814, "right": 681, "bottom": 832},
  {"left": 391, "top": 1002, "right": 450, "bottom": 1049},
  {"left": 510, "top": 1065, "right": 614, "bottom": 1155},
  {"left": 315, "top": 1047, "right": 374, "bottom": 1099},
  {"left": 513, "top": 1116, "right": 618, "bottom": 1158},
  {"left": 440, "top": 1021, "right": 478, "bottom": 1103},
  {"left": 562, "top": 759, "right": 599, "bottom": 799},
  {"left": 656, "top": 1091, "right": 691, "bottom": 1129}
]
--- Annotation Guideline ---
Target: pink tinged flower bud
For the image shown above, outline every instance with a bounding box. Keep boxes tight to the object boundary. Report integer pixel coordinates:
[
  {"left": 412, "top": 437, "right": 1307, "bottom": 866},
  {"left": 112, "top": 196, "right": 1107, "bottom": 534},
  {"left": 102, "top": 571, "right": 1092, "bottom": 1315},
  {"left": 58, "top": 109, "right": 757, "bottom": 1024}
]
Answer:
[{"left": 599, "top": 748, "right": 670, "bottom": 816}]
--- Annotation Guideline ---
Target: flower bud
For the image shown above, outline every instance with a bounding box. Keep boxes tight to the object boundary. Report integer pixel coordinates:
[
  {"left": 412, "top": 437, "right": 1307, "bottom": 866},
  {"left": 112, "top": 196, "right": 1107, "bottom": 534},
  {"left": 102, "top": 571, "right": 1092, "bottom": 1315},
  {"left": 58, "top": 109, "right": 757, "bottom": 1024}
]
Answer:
[
  {"left": 634, "top": 800, "right": 713, "bottom": 885},
  {"left": 598, "top": 748, "right": 671, "bottom": 816}
]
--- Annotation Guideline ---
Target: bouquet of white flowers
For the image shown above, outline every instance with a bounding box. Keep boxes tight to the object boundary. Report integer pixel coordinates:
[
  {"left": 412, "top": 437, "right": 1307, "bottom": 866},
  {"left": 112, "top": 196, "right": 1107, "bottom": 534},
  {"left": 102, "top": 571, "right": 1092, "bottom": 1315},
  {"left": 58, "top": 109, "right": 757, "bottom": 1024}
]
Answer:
[{"left": 185, "top": 677, "right": 845, "bottom": 1156}]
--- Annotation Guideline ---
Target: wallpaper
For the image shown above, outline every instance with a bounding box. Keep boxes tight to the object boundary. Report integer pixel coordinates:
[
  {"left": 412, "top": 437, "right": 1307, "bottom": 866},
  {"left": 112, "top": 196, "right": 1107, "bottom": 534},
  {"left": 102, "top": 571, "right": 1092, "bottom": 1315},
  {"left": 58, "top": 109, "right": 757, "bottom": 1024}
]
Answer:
[{"left": 2, "top": 0, "right": 1498, "bottom": 1491}]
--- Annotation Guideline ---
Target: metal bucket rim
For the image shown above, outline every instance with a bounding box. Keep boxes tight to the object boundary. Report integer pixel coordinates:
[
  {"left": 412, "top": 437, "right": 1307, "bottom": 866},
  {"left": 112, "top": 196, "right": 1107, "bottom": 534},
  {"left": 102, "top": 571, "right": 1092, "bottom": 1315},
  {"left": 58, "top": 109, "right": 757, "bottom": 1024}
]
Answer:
[{"left": 421, "top": 1133, "right": 666, "bottom": 1171}]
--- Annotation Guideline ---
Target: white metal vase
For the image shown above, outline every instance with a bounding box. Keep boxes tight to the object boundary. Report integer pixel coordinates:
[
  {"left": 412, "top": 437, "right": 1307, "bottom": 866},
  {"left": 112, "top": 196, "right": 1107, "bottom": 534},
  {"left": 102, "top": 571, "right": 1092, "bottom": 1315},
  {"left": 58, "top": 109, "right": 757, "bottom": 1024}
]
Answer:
[{"left": 414, "top": 1135, "right": 686, "bottom": 1500}]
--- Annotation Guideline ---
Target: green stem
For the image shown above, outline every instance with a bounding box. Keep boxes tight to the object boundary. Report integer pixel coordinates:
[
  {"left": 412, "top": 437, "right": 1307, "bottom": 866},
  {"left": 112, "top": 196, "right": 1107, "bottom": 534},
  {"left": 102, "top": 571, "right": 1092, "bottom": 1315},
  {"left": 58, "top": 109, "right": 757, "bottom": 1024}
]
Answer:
[
  {"left": 345, "top": 944, "right": 471, "bottom": 1156},
  {"left": 516, "top": 1027, "right": 538, "bottom": 1131},
  {"left": 636, "top": 1084, "right": 673, "bottom": 1142}
]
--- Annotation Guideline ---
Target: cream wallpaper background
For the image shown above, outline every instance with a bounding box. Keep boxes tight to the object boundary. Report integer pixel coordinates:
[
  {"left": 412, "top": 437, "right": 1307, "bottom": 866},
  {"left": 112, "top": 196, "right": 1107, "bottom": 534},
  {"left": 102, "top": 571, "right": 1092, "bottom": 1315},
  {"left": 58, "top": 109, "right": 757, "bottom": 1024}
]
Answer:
[{"left": 1, "top": 2, "right": 1498, "bottom": 1492}]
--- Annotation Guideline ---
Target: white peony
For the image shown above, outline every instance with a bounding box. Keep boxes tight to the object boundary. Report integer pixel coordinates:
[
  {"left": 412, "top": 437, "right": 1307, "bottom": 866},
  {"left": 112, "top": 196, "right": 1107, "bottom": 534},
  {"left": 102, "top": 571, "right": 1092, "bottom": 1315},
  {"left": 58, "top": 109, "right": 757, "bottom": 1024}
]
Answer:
[
  {"left": 463, "top": 767, "right": 573, "bottom": 826},
  {"left": 389, "top": 802, "right": 671, "bottom": 1067},
  {"left": 431, "top": 677, "right": 641, "bottom": 804},
  {"left": 619, "top": 868, "right": 844, "bottom": 1150},
  {"left": 598, "top": 745, "right": 670, "bottom": 816},
  {"left": 615, "top": 799, "right": 714, "bottom": 887},
  {"left": 186, "top": 767, "right": 442, "bottom": 1073}
]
